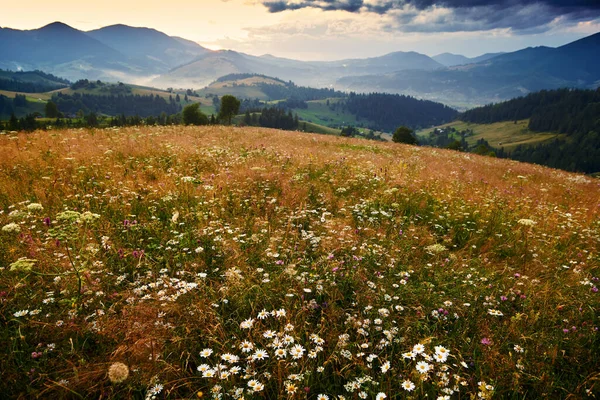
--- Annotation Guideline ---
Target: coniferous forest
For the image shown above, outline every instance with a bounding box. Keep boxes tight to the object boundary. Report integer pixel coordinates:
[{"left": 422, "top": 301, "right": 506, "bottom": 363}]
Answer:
[
  {"left": 52, "top": 92, "right": 182, "bottom": 118},
  {"left": 344, "top": 92, "right": 459, "bottom": 132}
]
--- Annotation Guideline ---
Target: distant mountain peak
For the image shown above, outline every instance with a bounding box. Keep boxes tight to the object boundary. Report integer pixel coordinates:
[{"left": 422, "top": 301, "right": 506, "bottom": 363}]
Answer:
[{"left": 39, "top": 21, "right": 74, "bottom": 31}]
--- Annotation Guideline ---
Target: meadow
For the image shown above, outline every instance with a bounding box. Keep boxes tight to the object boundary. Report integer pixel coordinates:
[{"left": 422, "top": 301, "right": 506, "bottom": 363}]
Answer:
[
  {"left": 0, "top": 126, "right": 598, "bottom": 399},
  {"left": 416, "top": 120, "right": 562, "bottom": 153}
]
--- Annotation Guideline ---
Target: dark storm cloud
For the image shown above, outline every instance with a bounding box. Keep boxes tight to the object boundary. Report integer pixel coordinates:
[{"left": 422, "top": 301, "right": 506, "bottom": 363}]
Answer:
[{"left": 261, "top": 0, "right": 600, "bottom": 32}]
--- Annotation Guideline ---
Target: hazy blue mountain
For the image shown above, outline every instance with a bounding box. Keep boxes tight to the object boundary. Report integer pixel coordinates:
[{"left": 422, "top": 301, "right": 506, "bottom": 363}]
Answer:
[
  {"left": 337, "top": 32, "right": 600, "bottom": 108},
  {"left": 433, "top": 52, "right": 505, "bottom": 67},
  {"left": 469, "top": 52, "right": 506, "bottom": 64},
  {"left": 0, "top": 22, "right": 130, "bottom": 79},
  {"left": 87, "top": 24, "right": 210, "bottom": 72},
  {"left": 432, "top": 53, "right": 471, "bottom": 67},
  {"left": 154, "top": 49, "right": 444, "bottom": 88}
]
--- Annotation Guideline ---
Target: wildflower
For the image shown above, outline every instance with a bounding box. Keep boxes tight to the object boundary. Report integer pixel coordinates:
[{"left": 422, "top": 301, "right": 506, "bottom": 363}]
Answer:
[
  {"left": 514, "top": 345, "right": 524, "bottom": 353},
  {"left": 416, "top": 361, "right": 432, "bottom": 374},
  {"left": 108, "top": 362, "right": 129, "bottom": 383},
  {"left": 425, "top": 243, "right": 447, "bottom": 254},
  {"left": 290, "top": 344, "right": 306, "bottom": 359},
  {"left": 253, "top": 382, "right": 264, "bottom": 392},
  {"left": 487, "top": 309, "right": 503, "bottom": 316},
  {"left": 376, "top": 393, "right": 387, "bottom": 400},
  {"left": 148, "top": 384, "right": 163, "bottom": 396},
  {"left": 200, "top": 348, "right": 213, "bottom": 357},
  {"left": 317, "top": 395, "right": 329, "bottom": 400},
  {"left": 274, "top": 308, "right": 286, "bottom": 318},
  {"left": 10, "top": 258, "right": 37, "bottom": 272},
  {"left": 413, "top": 343, "right": 425, "bottom": 354},
  {"left": 517, "top": 219, "right": 536, "bottom": 227},
  {"left": 13, "top": 310, "right": 29, "bottom": 317},
  {"left": 240, "top": 340, "right": 254, "bottom": 352},
  {"left": 197, "top": 364, "right": 211, "bottom": 373},
  {"left": 381, "top": 361, "right": 390, "bottom": 373},
  {"left": 286, "top": 383, "right": 298, "bottom": 394},
  {"left": 2, "top": 222, "right": 21, "bottom": 233},
  {"left": 274, "top": 348, "right": 287, "bottom": 359},
  {"left": 240, "top": 318, "right": 254, "bottom": 329},
  {"left": 480, "top": 337, "right": 492, "bottom": 345},
  {"left": 27, "top": 203, "right": 43, "bottom": 211},
  {"left": 252, "top": 349, "right": 269, "bottom": 361},
  {"left": 402, "top": 380, "right": 416, "bottom": 391},
  {"left": 202, "top": 369, "right": 216, "bottom": 378},
  {"left": 221, "top": 353, "right": 239, "bottom": 363}
]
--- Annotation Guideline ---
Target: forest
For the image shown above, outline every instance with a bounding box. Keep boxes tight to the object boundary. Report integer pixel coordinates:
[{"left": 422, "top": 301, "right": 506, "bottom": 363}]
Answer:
[
  {"left": 242, "top": 107, "right": 299, "bottom": 131},
  {"left": 52, "top": 92, "right": 181, "bottom": 118},
  {"left": 343, "top": 92, "right": 459, "bottom": 132}
]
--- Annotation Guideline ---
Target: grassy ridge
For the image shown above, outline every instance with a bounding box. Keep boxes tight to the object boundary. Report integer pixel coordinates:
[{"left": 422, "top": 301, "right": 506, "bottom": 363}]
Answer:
[
  {"left": 417, "top": 119, "right": 563, "bottom": 151},
  {"left": 0, "top": 126, "right": 598, "bottom": 398}
]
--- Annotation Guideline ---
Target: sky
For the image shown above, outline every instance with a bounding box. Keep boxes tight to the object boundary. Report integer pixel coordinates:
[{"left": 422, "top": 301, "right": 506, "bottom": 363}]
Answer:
[{"left": 1, "top": 0, "right": 599, "bottom": 60}]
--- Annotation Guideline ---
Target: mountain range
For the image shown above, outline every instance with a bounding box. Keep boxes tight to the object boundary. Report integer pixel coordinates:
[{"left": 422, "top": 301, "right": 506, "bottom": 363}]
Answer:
[
  {"left": 337, "top": 33, "right": 600, "bottom": 106},
  {"left": 0, "top": 22, "right": 209, "bottom": 81},
  {"left": 0, "top": 22, "right": 598, "bottom": 107}
]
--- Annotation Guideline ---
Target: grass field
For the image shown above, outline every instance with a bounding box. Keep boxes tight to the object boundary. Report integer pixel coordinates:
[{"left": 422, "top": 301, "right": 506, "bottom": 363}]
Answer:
[
  {"left": 292, "top": 99, "right": 367, "bottom": 128},
  {"left": 417, "top": 120, "right": 563, "bottom": 151},
  {"left": 0, "top": 89, "right": 52, "bottom": 102},
  {"left": 0, "top": 126, "right": 599, "bottom": 399}
]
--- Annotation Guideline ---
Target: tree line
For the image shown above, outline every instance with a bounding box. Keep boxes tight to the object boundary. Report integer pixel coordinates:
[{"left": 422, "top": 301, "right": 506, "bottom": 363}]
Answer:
[
  {"left": 0, "top": 69, "right": 69, "bottom": 93},
  {"left": 51, "top": 92, "right": 182, "bottom": 118},
  {"left": 343, "top": 92, "right": 459, "bottom": 132},
  {"left": 460, "top": 88, "right": 600, "bottom": 136}
]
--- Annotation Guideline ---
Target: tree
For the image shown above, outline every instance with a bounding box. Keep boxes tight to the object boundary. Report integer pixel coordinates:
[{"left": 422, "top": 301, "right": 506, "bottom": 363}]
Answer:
[
  {"left": 45, "top": 101, "right": 59, "bottom": 118},
  {"left": 182, "top": 103, "right": 208, "bottom": 126},
  {"left": 340, "top": 126, "right": 358, "bottom": 137},
  {"left": 218, "top": 95, "right": 241, "bottom": 125},
  {"left": 9, "top": 113, "right": 19, "bottom": 131},
  {"left": 392, "top": 126, "right": 417, "bottom": 145}
]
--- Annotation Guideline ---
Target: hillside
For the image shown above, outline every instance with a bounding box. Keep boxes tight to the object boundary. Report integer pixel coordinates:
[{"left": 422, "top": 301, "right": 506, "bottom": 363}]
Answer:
[
  {"left": 0, "top": 69, "right": 69, "bottom": 92},
  {"left": 418, "top": 88, "right": 600, "bottom": 173},
  {"left": 416, "top": 120, "right": 563, "bottom": 151},
  {"left": 1, "top": 126, "right": 599, "bottom": 398}
]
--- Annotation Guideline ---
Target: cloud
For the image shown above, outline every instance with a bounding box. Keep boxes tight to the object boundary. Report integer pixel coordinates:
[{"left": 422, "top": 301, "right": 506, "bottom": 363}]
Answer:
[{"left": 259, "top": 0, "right": 600, "bottom": 32}]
